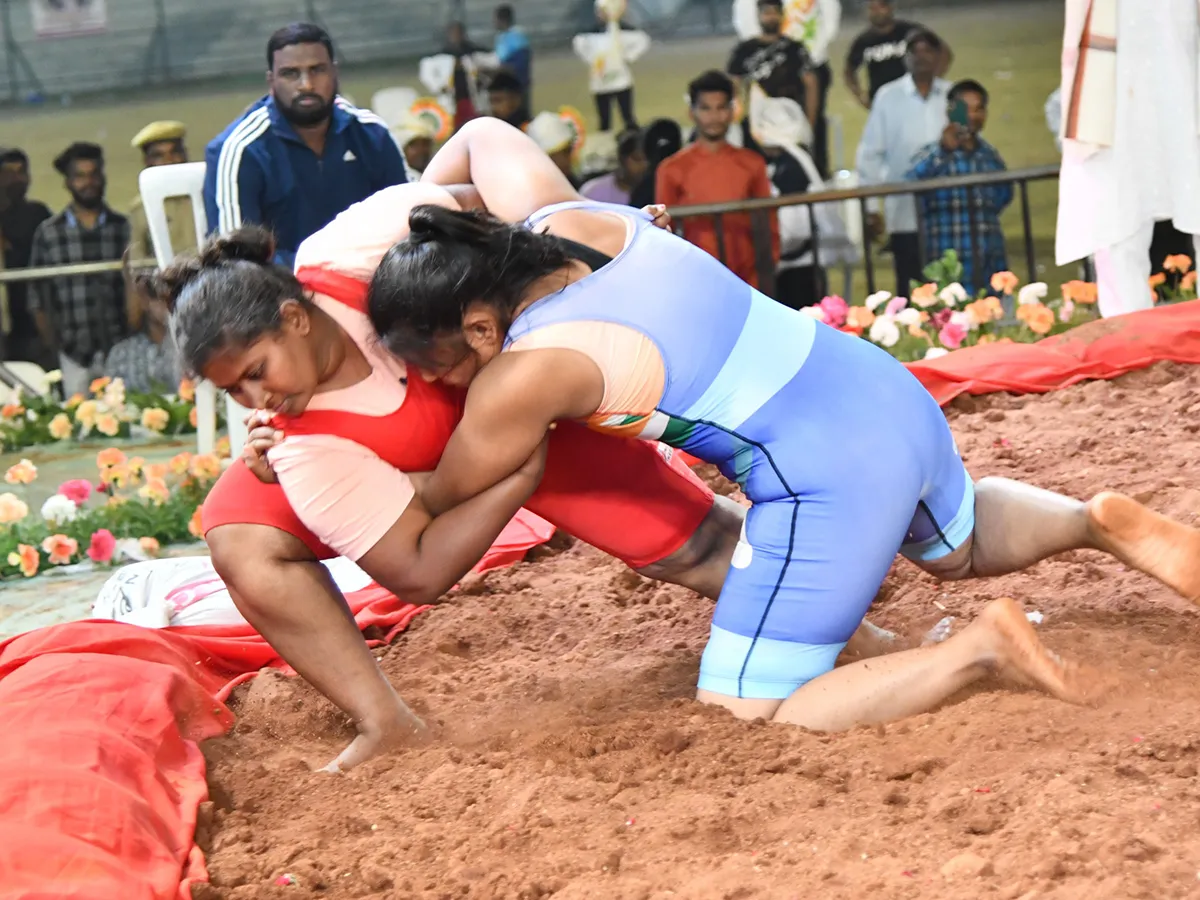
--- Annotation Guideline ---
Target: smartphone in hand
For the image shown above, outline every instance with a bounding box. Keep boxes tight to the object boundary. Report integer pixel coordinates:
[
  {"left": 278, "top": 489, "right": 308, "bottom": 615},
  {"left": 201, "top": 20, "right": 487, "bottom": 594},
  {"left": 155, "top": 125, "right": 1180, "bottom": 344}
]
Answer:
[{"left": 949, "top": 98, "right": 970, "bottom": 129}]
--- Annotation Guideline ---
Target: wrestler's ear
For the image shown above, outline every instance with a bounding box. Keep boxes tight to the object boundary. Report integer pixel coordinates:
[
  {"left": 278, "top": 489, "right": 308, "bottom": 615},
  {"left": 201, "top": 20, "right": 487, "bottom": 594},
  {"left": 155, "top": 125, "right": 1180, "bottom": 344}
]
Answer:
[
  {"left": 278, "top": 299, "right": 312, "bottom": 337},
  {"left": 461, "top": 306, "right": 499, "bottom": 351}
]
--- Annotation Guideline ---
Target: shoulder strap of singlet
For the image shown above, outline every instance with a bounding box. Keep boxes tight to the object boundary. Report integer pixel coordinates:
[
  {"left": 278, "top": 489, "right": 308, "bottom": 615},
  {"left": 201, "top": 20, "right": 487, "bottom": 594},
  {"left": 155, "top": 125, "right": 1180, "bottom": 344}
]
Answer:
[
  {"left": 556, "top": 237, "right": 613, "bottom": 273},
  {"left": 524, "top": 199, "right": 653, "bottom": 231},
  {"left": 295, "top": 266, "right": 369, "bottom": 313}
]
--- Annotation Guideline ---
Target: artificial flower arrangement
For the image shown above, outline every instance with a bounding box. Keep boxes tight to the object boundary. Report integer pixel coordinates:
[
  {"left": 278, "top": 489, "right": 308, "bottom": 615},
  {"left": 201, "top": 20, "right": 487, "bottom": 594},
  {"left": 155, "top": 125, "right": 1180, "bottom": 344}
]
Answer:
[
  {"left": 0, "top": 376, "right": 222, "bottom": 453},
  {"left": 800, "top": 250, "right": 1106, "bottom": 362},
  {"left": 0, "top": 443, "right": 227, "bottom": 579}
]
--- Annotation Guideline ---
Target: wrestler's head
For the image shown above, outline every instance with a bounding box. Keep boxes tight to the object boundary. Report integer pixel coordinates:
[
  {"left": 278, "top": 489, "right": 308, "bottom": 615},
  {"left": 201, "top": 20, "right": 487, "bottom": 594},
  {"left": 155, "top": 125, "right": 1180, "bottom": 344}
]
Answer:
[
  {"left": 142, "top": 228, "right": 324, "bottom": 417},
  {"left": 368, "top": 204, "right": 575, "bottom": 389}
]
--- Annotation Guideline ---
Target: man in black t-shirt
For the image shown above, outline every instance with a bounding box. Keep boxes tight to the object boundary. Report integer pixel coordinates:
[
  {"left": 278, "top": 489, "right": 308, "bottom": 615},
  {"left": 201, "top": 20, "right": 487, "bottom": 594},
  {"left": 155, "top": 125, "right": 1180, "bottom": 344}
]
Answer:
[
  {"left": 0, "top": 148, "right": 53, "bottom": 363},
  {"left": 728, "top": 0, "right": 820, "bottom": 146},
  {"left": 844, "top": 0, "right": 952, "bottom": 107}
]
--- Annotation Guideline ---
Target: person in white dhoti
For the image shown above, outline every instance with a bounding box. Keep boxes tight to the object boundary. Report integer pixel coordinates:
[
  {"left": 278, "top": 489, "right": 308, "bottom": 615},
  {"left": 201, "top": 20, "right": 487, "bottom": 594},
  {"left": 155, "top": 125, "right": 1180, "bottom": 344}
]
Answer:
[{"left": 1056, "top": 0, "right": 1200, "bottom": 318}]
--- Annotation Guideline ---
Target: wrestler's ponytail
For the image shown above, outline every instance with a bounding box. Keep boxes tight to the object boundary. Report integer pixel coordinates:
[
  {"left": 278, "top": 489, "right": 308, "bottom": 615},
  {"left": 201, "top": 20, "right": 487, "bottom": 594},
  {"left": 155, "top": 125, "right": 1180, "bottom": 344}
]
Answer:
[
  {"left": 369, "top": 204, "right": 572, "bottom": 361},
  {"left": 139, "top": 225, "right": 311, "bottom": 376}
]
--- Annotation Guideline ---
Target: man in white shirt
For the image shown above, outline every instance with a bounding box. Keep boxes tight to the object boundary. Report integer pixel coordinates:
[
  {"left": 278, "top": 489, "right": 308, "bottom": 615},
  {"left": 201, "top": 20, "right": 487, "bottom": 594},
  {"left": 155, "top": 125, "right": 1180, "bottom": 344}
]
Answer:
[
  {"left": 855, "top": 29, "right": 950, "bottom": 295},
  {"left": 1056, "top": 0, "right": 1200, "bottom": 318}
]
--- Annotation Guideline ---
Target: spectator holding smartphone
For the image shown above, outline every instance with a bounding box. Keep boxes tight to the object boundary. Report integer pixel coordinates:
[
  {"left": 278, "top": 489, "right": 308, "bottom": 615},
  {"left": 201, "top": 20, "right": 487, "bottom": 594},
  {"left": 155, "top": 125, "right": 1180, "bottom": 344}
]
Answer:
[{"left": 905, "top": 79, "right": 1011, "bottom": 296}]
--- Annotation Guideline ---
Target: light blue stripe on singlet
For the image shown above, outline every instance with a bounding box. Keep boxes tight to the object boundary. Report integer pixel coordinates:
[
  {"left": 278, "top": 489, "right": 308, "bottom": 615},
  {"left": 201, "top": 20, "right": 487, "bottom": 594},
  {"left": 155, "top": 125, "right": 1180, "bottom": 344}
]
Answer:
[{"left": 678, "top": 290, "right": 816, "bottom": 431}]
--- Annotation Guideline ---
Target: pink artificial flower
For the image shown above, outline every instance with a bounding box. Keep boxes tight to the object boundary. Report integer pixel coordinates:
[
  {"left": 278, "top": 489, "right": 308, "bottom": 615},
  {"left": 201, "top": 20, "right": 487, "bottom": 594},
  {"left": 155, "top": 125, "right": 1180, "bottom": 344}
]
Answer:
[
  {"left": 938, "top": 320, "right": 969, "bottom": 350},
  {"left": 1058, "top": 299, "right": 1076, "bottom": 323},
  {"left": 818, "top": 294, "right": 849, "bottom": 327},
  {"left": 87, "top": 529, "right": 117, "bottom": 564},
  {"left": 884, "top": 295, "right": 908, "bottom": 316},
  {"left": 58, "top": 478, "right": 93, "bottom": 508},
  {"left": 931, "top": 308, "right": 954, "bottom": 330}
]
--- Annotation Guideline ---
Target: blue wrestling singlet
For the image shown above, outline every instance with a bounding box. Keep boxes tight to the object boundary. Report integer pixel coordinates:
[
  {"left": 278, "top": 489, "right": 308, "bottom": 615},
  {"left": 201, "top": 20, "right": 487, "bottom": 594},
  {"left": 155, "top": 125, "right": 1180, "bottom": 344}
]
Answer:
[{"left": 509, "top": 200, "right": 976, "bottom": 700}]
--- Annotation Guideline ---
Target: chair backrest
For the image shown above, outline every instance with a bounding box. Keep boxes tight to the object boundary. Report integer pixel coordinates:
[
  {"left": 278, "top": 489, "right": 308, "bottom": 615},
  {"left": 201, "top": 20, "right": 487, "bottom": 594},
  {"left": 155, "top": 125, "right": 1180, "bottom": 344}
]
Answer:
[
  {"left": 138, "top": 163, "right": 208, "bottom": 268},
  {"left": 138, "top": 162, "right": 250, "bottom": 457},
  {"left": 371, "top": 86, "right": 419, "bottom": 128}
]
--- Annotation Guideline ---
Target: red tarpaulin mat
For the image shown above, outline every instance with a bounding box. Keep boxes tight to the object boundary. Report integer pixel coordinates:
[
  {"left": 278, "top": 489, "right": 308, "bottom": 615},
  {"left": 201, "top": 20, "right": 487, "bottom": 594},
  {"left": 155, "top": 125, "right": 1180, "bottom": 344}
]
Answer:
[
  {"left": 0, "top": 508, "right": 554, "bottom": 900},
  {"left": 4, "top": 301, "right": 1200, "bottom": 900}
]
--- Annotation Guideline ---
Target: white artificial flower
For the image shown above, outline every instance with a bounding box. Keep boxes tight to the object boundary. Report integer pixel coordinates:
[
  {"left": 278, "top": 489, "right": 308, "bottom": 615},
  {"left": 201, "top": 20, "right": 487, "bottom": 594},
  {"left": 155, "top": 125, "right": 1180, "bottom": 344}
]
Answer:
[
  {"left": 798, "top": 305, "right": 828, "bottom": 322},
  {"left": 25, "top": 409, "right": 37, "bottom": 422},
  {"left": 1017, "top": 282, "right": 1048, "bottom": 306},
  {"left": 41, "top": 494, "right": 78, "bottom": 526},
  {"left": 894, "top": 308, "right": 923, "bottom": 327},
  {"left": 938, "top": 283, "right": 968, "bottom": 306},
  {"left": 44, "top": 369, "right": 63, "bottom": 384},
  {"left": 864, "top": 290, "right": 893, "bottom": 312},
  {"left": 949, "top": 310, "right": 976, "bottom": 331},
  {"left": 924, "top": 347, "right": 950, "bottom": 360},
  {"left": 868, "top": 314, "right": 901, "bottom": 348}
]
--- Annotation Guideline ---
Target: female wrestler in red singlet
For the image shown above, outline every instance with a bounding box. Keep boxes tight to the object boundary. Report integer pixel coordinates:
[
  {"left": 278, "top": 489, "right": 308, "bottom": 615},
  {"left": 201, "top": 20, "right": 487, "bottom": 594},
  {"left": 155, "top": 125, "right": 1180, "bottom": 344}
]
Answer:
[{"left": 149, "top": 183, "right": 754, "bottom": 772}]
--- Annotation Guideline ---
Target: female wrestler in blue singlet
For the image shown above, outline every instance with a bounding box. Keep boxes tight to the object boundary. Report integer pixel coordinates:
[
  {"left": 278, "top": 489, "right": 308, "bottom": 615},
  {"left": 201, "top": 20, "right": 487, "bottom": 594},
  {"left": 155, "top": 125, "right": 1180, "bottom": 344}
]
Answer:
[{"left": 365, "top": 119, "right": 1200, "bottom": 729}]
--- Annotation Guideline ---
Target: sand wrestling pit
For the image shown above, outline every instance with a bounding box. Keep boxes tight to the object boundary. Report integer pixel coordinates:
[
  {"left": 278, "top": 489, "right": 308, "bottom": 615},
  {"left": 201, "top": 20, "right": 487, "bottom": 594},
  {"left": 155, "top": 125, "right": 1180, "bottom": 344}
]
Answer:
[{"left": 198, "top": 361, "right": 1200, "bottom": 900}]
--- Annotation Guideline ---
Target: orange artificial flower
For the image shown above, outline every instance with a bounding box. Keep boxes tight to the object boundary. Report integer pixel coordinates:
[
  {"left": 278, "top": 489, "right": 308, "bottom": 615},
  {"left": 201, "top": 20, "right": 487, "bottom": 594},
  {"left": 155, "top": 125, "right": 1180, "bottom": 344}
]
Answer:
[
  {"left": 178, "top": 378, "right": 196, "bottom": 402},
  {"left": 95, "top": 413, "right": 121, "bottom": 437},
  {"left": 1163, "top": 254, "right": 1192, "bottom": 274},
  {"left": 1060, "top": 280, "right": 1098, "bottom": 305},
  {"left": 88, "top": 376, "right": 111, "bottom": 395},
  {"left": 907, "top": 323, "right": 927, "bottom": 339},
  {"left": 1016, "top": 302, "right": 1055, "bottom": 335},
  {"left": 168, "top": 452, "right": 193, "bottom": 476},
  {"left": 1149, "top": 272, "right": 1167, "bottom": 289},
  {"left": 144, "top": 463, "right": 168, "bottom": 481},
  {"left": 102, "top": 464, "right": 134, "bottom": 489},
  {"left": 188, "top": 406, "right": 199, "bottom": 428},
  {"left": 138, "top": 477, "right": 171, "bottom": 505},
  {"left": 7, "top": 543, "right": 38, "bottom": 577},
  {"left": 41, "top": 534, "right": 78, "bottom": 566},
  {"left": 96, "top": 448, "right": 128, "bottom": 471},
  {"left": 189, "top": 453, "right": 222, "bottom": 481},
  {"left": 188, "top": 506, "right": 205, "bottom": 539},
  {"left": 48, "top": 413, "right": 73, "bottom": 440},
  {"left": 990, "top": 271, "right": 1019, "bottom": 295},
  {"left": 1, "top": 403, "right": 24, "bottom": 420},
  {"left": 910, "top": 282, "right": 938, "bottom": 308},
  {"left": 138, "top": 537, "right": 161, "bottom": 557},
  {"left": 215, "top": 436, "right": 232, "bottom": 459},
  {"left": 976, "top": 334, "right": 997, "bottom": 345},
  {"left": 64, "top": 393, "right": 85, "bottom": 410},
  {"left": 141, "top": 408, "right": 170, "bottom": 432},
  {"left": 0, "top": 492, "right": 29, "bottom": 524},
  {"left": 845, "top": 306, "right": 876, "bottom": 330},
  {"left": 4, "top": 458, "right": 37, "bottom": 485}
]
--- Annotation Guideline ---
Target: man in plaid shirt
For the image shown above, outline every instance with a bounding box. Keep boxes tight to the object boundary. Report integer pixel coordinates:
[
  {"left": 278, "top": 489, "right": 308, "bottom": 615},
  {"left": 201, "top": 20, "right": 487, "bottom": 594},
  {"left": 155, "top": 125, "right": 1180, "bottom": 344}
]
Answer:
[
  {"left": 905, "top": 79, "right": 1011, "bottom": 295},
  {"left": 28, "top": 142, "right": 130, "bottom": 394}
]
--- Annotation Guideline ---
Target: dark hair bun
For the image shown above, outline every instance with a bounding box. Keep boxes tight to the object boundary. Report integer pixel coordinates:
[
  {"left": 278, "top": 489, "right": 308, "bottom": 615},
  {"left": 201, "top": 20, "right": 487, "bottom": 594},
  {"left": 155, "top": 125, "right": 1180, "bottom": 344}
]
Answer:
[
  {"left": 140, "top": 225, "right": 278, "bottom": 313},
  {"left": 199, "top": 226, "right": 277, "bottom": 267},
  {"left": 408, "top": 204, "right": 500, "bottom": 247}
]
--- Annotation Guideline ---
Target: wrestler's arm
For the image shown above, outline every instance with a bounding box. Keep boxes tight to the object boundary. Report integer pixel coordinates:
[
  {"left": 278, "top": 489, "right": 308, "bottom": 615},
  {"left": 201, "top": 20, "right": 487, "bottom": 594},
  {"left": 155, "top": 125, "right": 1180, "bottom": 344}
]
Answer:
[
  {"left": 420, "top": 348, "right": 605, "bottom": 517},
  {"left": 420, "top": 117, "right": 580, "bottom": 223},
  {"left": 269, "top": 434, "right": 547, "bottom": 606}
]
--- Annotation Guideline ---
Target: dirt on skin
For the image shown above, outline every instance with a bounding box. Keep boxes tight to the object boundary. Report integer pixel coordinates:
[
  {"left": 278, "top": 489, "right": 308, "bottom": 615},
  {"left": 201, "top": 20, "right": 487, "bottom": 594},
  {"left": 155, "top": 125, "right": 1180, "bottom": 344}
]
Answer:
[{"left": 198, "top": 361, "right": 1200, "bottom": 900}]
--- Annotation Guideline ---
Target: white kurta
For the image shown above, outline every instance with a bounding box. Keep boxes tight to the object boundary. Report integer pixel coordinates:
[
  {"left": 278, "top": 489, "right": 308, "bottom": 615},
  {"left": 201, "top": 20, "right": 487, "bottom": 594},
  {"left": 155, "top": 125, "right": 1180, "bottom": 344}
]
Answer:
[{"left": 1056, "top": 0, "right": 1200, "bottom": 265}]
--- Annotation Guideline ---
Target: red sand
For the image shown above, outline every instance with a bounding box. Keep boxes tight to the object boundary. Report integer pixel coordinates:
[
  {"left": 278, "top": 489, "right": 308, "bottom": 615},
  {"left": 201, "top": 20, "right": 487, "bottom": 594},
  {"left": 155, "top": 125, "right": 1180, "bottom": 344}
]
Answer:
[{"left": 198, "top": 361, "right": 1200, "bottom": 900}]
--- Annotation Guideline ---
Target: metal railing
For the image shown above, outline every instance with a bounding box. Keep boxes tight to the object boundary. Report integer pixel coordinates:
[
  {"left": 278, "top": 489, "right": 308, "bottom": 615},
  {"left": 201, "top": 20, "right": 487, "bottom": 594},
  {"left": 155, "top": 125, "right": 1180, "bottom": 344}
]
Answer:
[
  {"left": 669, "top": 163, "right": 1061, "bottom": 298},
  {"left": 0, "top": 166, "right": 1060, "bottom": 297}
]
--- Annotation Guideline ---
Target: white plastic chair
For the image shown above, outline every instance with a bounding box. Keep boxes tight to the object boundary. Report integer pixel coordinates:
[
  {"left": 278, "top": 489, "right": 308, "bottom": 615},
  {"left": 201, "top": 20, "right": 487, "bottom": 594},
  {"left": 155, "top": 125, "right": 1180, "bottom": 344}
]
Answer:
[
  {"left": 370, "top": 86, "right": 419, "bottom": 129},
  {"left": 138, "top": 163, "right": 250, "bottom": 456}
]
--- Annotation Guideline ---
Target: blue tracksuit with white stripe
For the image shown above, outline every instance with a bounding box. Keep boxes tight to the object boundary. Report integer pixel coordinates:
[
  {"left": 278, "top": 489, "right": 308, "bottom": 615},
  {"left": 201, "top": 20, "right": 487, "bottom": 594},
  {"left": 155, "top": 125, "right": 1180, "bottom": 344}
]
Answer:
[{"left": 202, "top": 95, "right": 407, "bottom": 268}]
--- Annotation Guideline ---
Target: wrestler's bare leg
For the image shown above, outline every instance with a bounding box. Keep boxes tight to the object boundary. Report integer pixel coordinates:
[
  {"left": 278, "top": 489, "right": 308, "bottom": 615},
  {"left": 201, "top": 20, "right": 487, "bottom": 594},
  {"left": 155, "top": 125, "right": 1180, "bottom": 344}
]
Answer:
[
  {"left": 207, "top": 523, "right": 427, "bottom": 772},
  {"left": 916, "top": 477, "right": 1200, "bottom": 602}
]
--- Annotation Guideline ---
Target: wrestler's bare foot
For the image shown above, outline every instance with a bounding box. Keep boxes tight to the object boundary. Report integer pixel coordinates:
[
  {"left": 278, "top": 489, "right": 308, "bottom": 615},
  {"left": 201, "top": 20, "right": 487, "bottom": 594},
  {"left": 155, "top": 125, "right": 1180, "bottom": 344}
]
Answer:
[
  {"left": 968, "top": 597, "right": 1091, "bottom": 704},
  {"left": 1088, "top": 491, "right": 1200, "bottom": 602}
]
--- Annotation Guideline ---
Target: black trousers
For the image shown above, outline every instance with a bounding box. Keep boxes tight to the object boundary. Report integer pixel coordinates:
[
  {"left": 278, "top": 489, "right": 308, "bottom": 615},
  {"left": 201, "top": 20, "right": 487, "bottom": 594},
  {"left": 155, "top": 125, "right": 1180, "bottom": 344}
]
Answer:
[
  {"left": 811, "top": 62, "right": 831, "bottom": 178},
  {"left": 775, "top": 265, "right": 827, "bottom": 310},
  {"left": 595, "top": 87, "right": 636, "bottom": 132},
  {"left": 891, "top": 231, "right": 924, "bottom": 297}
]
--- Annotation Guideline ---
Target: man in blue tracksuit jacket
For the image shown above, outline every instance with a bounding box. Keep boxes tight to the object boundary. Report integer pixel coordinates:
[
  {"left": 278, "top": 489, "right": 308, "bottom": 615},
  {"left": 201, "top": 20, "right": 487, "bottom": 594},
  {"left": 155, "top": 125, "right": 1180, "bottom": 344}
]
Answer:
[{"left": 203, "top": 22, "right": 407, "bottom": 268}]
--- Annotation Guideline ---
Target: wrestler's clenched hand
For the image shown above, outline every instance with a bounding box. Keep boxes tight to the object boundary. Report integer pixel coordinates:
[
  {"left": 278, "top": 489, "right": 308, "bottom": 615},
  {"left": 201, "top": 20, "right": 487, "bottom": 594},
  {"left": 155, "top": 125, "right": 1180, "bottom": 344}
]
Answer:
[{"left": 241, "top": 409, "right": 283, "bottom": 484}]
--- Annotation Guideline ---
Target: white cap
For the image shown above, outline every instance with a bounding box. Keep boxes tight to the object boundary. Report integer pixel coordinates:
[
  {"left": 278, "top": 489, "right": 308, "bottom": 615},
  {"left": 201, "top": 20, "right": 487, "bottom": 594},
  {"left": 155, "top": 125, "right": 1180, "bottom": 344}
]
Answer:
[
  {"left": 527, "top": 111, "right": 575, "bottom": 155},
  {"left": 595, "top": 0, "right": 628, "bottom": 19},
  {"left": 389, "top": 114, "right": 436, "bottom": 149}
]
